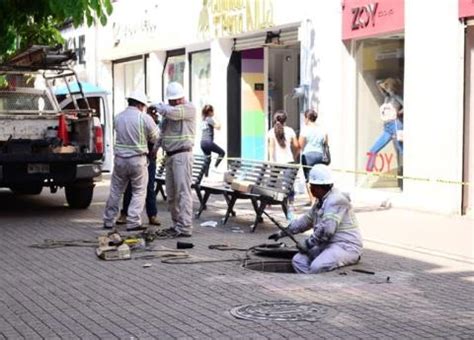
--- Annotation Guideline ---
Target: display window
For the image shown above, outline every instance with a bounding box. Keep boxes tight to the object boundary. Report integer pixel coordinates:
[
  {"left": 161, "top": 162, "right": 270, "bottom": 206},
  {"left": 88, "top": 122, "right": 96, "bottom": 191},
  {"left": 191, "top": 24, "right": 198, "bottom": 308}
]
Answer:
[
  {"left": 163, "top": 51, "right": 185, "bottom": 99},
  {"left": 113, "top": 57, "right": 146, "bottom": 115},
  {"left": 190, "top": 49, "right": 211, "bottom": 150},
  {"left": 190, "top": 50, "right": 211, "bottom": 112},
  {"left": 355, "top": 36, "right": 404, "bottom": 190}
]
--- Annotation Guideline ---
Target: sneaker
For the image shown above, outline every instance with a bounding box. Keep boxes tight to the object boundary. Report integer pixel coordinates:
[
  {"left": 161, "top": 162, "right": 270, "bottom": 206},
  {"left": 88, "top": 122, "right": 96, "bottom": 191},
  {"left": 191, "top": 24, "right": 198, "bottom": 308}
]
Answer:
[
  {"left": 148, "top": 216, "right": 161, "bottom": 226},
  {"left": 103, "top": 224, "right": 114, "bottom": 230},
  {"left": 126, "top": 225, "right": 147, "bottom": 232},
  {"left": 116, "top": 214, "right": 127, "bottom": 225}
]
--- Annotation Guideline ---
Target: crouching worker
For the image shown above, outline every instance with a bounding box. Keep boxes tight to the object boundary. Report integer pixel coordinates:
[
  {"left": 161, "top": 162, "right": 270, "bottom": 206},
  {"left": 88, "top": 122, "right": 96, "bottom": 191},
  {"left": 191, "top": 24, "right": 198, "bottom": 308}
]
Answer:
[{"left": 268, "top": 164, "right": 363, "bottom": 274}]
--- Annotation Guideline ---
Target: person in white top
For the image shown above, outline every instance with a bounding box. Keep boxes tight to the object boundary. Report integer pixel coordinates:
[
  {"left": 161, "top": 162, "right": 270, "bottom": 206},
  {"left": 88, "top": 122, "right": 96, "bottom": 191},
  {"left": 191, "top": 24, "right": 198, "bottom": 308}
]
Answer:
[
  {"left": 267, "top": 110, "right": 299, "bottom": 218},
  {"left": 299, "top": 109, "right": 328, "bottom": 205}
]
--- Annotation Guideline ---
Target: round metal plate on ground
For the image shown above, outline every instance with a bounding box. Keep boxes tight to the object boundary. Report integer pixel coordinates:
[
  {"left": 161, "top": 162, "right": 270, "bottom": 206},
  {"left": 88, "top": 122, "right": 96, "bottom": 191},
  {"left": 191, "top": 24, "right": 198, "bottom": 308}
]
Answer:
[
  {"left": 251, "top": 243, "right": 298, "bottom": 259},
  {"left": 230, "top": 300, "right": 337, "bottom": 321}
]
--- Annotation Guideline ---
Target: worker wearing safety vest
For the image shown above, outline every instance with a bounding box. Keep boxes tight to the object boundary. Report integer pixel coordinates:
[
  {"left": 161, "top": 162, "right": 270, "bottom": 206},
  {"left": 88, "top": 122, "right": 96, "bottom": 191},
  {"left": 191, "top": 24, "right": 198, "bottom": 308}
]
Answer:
[
  {"left": 268, "top": 164, "right": 363, "bottom": 273},
  {"left": 103, "top": 90, "right": 159, "bottom": 231},
  {"left": 153, "top": 82, "right": 196, "bottom": 237}
]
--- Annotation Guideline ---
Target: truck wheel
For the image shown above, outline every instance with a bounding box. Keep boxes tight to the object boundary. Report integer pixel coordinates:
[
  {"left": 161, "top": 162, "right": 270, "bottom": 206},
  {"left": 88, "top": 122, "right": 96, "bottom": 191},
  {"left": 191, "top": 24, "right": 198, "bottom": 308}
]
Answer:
[
  {"left": 65, "top": 182, "right": 94, "bottom": 209},
  {"left": 10, "top": 184, "right": 43, "bottom": 195}
]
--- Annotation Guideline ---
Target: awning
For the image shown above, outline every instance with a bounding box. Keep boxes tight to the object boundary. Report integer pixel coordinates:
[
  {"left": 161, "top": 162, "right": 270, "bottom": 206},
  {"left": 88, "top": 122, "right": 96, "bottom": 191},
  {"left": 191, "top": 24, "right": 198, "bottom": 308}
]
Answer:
[{"left": 55, "top": 82, "right": 109, "bottom": 95}]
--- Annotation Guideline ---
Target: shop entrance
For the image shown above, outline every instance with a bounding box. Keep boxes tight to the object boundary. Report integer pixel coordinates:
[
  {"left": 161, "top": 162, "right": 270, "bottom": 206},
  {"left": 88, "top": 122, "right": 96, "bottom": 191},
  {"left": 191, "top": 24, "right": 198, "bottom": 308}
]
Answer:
[
  {"left": 463, "top": 25, "right": 474, "bottom": 216},
  {"left": 267, "top": 45, "right": 301, "bottom": 133}
]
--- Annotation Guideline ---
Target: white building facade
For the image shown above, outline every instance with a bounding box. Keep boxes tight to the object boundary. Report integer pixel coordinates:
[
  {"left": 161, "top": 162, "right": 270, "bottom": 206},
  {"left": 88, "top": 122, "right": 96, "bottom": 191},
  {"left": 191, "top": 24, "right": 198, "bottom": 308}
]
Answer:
[{"left": 65, "top": 0, "right": 473, "bottom": 216}]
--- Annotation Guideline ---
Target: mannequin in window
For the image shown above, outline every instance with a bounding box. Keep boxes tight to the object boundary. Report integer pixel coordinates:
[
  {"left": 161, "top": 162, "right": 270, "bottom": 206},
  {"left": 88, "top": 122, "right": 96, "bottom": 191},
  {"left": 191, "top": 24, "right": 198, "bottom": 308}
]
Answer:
[{"left": 366, "top": 77, "right": 404, "bottom": 177}]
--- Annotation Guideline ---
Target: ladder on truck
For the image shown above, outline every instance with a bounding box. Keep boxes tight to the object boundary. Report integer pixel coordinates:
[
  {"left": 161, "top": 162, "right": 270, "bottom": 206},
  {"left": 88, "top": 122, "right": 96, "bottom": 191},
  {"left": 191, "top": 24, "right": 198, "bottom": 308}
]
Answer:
[{"left": 2, "top": 45, "right": 92, "bottom": 115}]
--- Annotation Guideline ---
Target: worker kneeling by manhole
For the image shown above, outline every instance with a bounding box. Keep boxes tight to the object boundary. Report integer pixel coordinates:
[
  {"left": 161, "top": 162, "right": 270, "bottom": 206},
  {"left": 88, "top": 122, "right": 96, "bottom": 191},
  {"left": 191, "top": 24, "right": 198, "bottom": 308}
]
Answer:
[{"left": 243, "top": 259, "right": 296, "bottom": 273}]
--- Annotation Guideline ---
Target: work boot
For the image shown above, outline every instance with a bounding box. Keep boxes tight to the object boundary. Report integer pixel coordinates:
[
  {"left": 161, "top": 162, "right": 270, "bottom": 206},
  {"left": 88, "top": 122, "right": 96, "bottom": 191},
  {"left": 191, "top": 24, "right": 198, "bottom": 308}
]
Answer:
[
  {"left": 116, "top": 213, "right": 127, "bottom": 225},
  {"left": 126, "top": 225, "right": 147, "bottom": 232},
  {"left": 148, "top": 216, "right": 161, "bottom": 226}
]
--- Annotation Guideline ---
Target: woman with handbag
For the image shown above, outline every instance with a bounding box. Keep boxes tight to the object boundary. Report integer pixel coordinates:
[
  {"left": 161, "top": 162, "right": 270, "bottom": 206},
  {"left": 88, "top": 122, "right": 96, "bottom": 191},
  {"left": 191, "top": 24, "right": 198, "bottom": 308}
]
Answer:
[{"left": 299, "top": 109, "right": 329, "bottom": 205}]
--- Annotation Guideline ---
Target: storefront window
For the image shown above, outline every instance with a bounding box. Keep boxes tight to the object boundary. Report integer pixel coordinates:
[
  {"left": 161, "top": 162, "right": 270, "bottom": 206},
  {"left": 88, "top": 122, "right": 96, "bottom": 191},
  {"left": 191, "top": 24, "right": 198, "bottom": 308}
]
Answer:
[
  {"left": 190, "top": 50, "right": 211, "bottom": 112},
  {"left": 355, "top": 37, "right": 404, "bottom": 190},
  {"left": 190, "top": 50, "right": 211, "bottom": 152},
  {"left": 113, "top": 58, "right": 145, "bottom": 115},
  {"left": 163, "top": 52, "right": 185, "bottom": 98}
]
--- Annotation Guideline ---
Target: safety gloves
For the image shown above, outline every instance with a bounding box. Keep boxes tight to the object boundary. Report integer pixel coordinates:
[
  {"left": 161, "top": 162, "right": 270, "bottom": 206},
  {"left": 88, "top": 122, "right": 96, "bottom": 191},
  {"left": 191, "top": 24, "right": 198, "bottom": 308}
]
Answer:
[
  {"left": 296, "top": 239, "right": 310, "bottom": 254},
  {"left": 268, "top": 230, "right": 285, "bottom": 241}
]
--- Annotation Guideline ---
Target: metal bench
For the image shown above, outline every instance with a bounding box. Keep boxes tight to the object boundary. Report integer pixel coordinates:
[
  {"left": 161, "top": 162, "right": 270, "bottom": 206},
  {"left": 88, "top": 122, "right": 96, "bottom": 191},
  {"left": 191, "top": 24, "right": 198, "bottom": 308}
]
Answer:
[
  {"left": 196, "top": 158, "right": 299, "bottom": 232},
  {"left": 154, "top": 154, "right": 211, "bottom": 206}
]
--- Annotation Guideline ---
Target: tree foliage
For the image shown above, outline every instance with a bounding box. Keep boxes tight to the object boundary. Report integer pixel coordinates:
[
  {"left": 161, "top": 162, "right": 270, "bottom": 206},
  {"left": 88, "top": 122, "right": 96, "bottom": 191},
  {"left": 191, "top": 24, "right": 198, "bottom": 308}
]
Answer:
[{"left": 0, "top": 0, "right": 113, "bottom": 62}]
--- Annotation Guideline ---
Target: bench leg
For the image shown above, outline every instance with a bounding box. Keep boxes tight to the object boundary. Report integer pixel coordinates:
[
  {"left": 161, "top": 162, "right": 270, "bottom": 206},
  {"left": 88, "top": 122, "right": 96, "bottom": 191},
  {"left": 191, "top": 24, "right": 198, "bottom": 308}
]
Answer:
[
  {"left": 195, "top": 190, "right": 211, "bottom": 218},
  {"left": 222, "top": 194, "right": 237, "bottom": 225},
  {"left": 194, "top": 185, "right": 204, "bottom": 208},
  {"left": 251, "top": 201, "right": 267, "bottom": 232},
  {"left": 281, "top": 199, "right": 289, "bottom": 219},
  {"left": 223, "top": 193, "right": 236, "bottom": 216},
  {"left": 155, "top": 182, "right": 167, "bottom": 201}
]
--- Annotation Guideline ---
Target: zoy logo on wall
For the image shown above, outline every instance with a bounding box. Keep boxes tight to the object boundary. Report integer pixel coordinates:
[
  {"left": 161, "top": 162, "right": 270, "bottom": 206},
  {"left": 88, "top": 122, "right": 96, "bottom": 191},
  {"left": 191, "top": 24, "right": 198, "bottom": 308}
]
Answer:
[{"left": 351, "top": 3, "right": 378, "bottom": 30}]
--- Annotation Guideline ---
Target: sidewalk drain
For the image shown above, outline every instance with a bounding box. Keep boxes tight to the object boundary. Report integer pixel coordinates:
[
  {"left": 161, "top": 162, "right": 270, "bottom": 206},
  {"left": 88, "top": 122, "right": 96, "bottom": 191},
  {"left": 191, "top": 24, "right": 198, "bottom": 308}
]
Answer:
[
  {"left": 230, "top": 300, "right": 337, "bottom": 321},
  {"left": 243, "top": 260, "right": 295, "bottom": 273}
]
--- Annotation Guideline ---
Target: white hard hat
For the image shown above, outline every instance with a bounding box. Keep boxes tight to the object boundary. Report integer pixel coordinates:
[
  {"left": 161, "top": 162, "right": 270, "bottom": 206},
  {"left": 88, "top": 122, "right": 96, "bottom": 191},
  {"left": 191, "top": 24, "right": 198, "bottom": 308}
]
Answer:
[
  {"left": 127, "top": 90, "right": 149, "bottom": 105},
  {"left": 308, "top": 164, "right": 333, "bottom": 185},
  {"left": 166, "top": 82, "right": 185, "bottom": 100}
]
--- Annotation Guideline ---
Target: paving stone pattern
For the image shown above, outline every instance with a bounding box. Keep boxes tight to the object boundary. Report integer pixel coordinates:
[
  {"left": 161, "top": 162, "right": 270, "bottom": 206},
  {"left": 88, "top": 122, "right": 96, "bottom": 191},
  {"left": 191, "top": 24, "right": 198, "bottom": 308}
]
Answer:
[{"left": 0, "top": 184, "right": 473, "bottom": 339}]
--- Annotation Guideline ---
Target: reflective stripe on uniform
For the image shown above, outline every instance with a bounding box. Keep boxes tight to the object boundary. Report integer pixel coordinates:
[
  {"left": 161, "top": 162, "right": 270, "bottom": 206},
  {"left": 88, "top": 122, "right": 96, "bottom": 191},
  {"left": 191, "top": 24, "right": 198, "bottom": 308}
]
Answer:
[
  {"left": 323, "top": 212, "right": 342, "bottom": 223},
  {"left": 162, "top": 134, "right": 194, "bottom": 141}
]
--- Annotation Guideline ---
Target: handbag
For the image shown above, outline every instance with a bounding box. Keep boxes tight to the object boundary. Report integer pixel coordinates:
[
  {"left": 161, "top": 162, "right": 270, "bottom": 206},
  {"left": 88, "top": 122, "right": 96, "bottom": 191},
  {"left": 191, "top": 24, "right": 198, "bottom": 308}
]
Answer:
[{"left": 321, "top": 142, "right": 331, "bottom": 165}]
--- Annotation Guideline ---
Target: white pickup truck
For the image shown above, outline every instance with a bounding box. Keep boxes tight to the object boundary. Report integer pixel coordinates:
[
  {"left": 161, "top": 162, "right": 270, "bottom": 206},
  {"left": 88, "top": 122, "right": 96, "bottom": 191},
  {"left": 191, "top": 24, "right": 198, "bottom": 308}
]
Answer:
[{"left": 0, "top": 46, "right": 105, "bottom": 208}]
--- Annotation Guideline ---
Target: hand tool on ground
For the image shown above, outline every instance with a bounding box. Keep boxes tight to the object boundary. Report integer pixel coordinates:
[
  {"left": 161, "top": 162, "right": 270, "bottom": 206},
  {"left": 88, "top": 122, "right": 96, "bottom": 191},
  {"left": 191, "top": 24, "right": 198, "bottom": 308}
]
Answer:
[{"left": 261, "top": 210, "right": 299, "bottom": 246}]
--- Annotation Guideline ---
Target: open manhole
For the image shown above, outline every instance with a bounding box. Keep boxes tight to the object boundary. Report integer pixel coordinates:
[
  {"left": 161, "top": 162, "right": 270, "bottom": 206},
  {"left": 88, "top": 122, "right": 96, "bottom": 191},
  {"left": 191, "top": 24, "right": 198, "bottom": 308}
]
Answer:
[
  {"left": 251, "top": 242, "right": 298, "bottom": 259},
  {"left": 243, "top": 259, "right": 296, "bottom": 273},
  {"left": 230, "top": 300, "right": 337, "bottom": 321}
]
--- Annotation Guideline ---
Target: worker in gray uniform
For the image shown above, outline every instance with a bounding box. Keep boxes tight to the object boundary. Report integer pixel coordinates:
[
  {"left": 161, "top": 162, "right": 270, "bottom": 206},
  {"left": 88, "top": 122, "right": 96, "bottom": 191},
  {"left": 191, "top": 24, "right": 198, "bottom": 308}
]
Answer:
[
  {"left": 269, "top": 164, "right": 363, "bottom": 273},
  {"left": 103, "top": 90, "right": 159, "bottom": 231},
  {"left": 154, "top": 82, "right": 196, "bottom": 237}
]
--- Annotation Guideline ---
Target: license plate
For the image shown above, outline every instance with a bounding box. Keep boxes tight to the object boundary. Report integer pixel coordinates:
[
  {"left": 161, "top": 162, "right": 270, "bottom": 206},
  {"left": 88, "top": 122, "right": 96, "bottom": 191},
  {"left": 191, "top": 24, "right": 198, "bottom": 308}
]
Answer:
[{"left": 27, "top": 164, "right": 50, "bottom": 174}]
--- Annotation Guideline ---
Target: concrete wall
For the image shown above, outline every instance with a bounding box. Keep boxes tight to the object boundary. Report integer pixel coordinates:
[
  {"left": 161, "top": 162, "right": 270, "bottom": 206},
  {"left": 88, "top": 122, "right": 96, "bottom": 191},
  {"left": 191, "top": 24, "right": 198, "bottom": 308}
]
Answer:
[{"left": 403, "top": 0, "right": 464, "bottom": 213}]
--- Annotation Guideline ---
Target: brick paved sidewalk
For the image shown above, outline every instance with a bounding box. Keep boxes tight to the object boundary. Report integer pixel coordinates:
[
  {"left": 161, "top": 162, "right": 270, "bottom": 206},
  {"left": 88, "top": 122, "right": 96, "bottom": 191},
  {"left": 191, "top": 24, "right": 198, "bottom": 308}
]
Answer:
[{"left": 0, "top": 183, "right": 473, "bottom": 339}]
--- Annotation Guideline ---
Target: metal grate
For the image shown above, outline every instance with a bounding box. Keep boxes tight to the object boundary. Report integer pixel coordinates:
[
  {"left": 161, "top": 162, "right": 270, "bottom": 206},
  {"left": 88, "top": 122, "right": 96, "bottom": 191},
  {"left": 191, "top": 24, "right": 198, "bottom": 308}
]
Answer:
[{"left": 230, "top": 300, "right": 337, "bottom": 321}]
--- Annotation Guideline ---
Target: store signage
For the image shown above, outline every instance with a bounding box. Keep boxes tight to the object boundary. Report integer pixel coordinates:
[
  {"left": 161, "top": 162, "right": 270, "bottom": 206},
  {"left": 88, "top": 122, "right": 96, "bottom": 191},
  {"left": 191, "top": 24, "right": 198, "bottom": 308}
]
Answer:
[
  {"left": 342, "top": 0, "right": 404, "bottom": 40},
  {"left": 112, "top": 2, "right": 159, "bottom": 46},
  {"left": 351, "top": 3, "right": 378, "bottom": 30},
  {"left": 459, "top": 0, "right": 474, "bottom": 18},
  {"left": 198, "top": 0, "right": 274, "bottom": 38}
]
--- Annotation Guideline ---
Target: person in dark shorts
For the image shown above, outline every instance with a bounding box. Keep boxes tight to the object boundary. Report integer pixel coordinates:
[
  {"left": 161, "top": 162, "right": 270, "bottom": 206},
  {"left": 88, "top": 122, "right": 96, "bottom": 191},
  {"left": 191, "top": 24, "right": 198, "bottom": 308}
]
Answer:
[{"left": 200, "top": 104, "right": 225, "bottom": 175}]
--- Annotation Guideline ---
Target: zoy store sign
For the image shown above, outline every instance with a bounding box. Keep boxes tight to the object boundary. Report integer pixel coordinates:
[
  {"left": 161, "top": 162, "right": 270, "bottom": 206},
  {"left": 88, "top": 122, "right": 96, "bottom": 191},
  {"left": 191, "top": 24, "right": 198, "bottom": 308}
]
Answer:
[
  {"left": 351, "top": 3, "right": 378, "bottom": 30},
  {"left": 342, "top": 0, "right": 404, "bottom": 40},
  {"left": 198, "top": 0, "right": 274, "bottom": 37}
]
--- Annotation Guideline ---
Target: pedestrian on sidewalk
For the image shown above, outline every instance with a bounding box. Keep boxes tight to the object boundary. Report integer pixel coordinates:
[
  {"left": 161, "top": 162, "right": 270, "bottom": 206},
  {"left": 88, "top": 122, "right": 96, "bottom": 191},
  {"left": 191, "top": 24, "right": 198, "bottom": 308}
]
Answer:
[
  {"left": 153, "top": 82, "right": 196, "bottom": 238},
  {"left": 103, "top": 90, "right": 159, "bottom": 231},
  {"left": 299, "top": 109, "right": 328, "bottom": 205},
  {"left": 268, "top": 164, "right": 363, "bottom": 274},
  {"left": 267, "top": 110, "right": 299, "bottom": 219},
  {"left": 116, "top": 106, "right": 161, "bottom": 226},
  {"left": 200, "top": 104, "right": 225, "bottom": 176}
]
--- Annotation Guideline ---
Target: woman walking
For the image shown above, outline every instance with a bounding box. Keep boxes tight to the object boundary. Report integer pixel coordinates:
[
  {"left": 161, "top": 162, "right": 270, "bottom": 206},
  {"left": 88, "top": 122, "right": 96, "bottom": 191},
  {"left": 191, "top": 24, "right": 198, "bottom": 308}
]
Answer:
[
  {"left": 267, "top": 110, "right": 299, "bottom": 219},
  {"left": 299, "top": 109, "right": 328, "bottom": 205},
  {"left": 200, "top": 104, "right": 225, "bottom": 174}
]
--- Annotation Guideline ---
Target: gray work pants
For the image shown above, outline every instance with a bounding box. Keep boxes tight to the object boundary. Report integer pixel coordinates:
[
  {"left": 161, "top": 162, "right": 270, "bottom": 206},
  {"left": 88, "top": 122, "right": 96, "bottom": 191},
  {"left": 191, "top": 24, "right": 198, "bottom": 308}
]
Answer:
[
  {"left": 103, "top": 155, "right": 148, "bottom": 229},
  {"left": 166, "top": 151, "right": 193, "bottom": 234},
  {"left": 292, "top": 243, "right": 361, "bottom": 274}
]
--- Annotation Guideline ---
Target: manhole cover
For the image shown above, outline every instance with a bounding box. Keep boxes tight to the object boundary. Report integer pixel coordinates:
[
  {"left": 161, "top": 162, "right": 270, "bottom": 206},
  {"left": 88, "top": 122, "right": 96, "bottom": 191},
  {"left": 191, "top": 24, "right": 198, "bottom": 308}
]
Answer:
[{"left": 230, "top": 300, "right": 337, "bottom": 321}]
